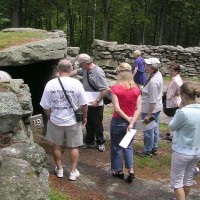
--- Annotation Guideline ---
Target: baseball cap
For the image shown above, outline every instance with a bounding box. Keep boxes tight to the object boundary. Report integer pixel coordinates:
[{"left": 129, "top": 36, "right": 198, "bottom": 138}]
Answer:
[
  {"left": 144, "top": 58, "right": 160, "bottom": 65},
  {"left": 77, "top": 54, "right": 93, "bottom": 64}
]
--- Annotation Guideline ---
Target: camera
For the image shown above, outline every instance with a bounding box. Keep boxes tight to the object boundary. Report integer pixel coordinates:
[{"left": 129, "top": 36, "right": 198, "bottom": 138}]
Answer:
[{"left": 74, "top": 109, "right": 83, "bottom": 122}]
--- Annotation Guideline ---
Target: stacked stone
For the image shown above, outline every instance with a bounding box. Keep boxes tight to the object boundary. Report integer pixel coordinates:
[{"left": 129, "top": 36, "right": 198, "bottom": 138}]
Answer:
[
  {"left": 0, "top": 79, "right": 49, "bottom": 199},
  {"left": 92, "top": 39, "right": 200, "bottom": 79}
]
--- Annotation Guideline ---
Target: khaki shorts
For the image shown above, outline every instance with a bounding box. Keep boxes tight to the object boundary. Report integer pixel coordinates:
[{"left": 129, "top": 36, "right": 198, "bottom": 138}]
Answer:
[{"left": 45, "top": 120, "right": 83, "bottom": 147}]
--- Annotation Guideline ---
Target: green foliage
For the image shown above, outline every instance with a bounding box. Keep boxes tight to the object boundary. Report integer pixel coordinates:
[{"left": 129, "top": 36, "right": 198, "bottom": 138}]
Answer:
[
  {"left": 49, "top": 189, "right": 70, "bottom": 200},
  {"left": 1, "top": 0, "right": 200, "bottom": 51},
  {"left": 0, "top": 31, "right": 47, "bottom": 49}
]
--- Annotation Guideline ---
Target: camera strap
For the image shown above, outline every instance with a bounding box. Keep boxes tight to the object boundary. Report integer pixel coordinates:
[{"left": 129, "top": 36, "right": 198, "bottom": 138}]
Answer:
[{"left": 57, "top": 77, "right": 75, "bottom": 112}]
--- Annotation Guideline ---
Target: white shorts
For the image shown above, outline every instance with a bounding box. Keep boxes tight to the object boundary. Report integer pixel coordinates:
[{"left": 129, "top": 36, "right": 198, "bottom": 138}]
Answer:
[
  {"left": 170, "top": 151, "right": 200, "bottom": 189},
  {"left": 45, "top": 120, "right": 83, "bottom": 147}
]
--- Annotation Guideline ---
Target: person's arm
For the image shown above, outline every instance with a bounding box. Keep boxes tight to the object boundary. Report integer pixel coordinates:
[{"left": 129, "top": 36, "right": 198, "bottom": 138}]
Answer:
[
  {"left": 145, "top": 103, "right": 156, "bottom": 120},
  {"left": 43, "top": 108, "right": 51, "bottom": 120},
  {"left": 80, "top": 104, "right": 88, "bottom": 126},
  {"left": 69, "top": 69, "right": 78, "bottom": 77},
  {"left": 132, "top": 67, "right": 138, "bottom": 76},
  {"left": 112, "top": 93, "right": 132, "bottom": 122},
  {"left": 169, "top": 109, "right": 185, "bottom": 131},
  {"left": 128, "top": 94, "right": 142, "bottom": 131},
  {"left": 92, "top": 88, "right": 109, "bottom": 107}
]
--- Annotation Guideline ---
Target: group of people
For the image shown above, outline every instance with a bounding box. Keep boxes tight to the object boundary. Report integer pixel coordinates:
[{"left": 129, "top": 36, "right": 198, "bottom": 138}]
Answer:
[{"left": 40, "top": 52, "right": 200, "bottom": 199}]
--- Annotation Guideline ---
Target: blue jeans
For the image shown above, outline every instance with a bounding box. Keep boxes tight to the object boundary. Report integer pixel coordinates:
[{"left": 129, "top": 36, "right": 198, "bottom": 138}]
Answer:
[
  {"left": 110, "top": 117, "right": 134, "bottom": 171},
  {"left": 142, "top": 111, "right": 160, "bottom": 152}
]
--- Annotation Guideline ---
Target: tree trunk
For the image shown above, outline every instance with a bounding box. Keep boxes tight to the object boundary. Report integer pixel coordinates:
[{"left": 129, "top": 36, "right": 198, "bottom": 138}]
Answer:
[
  {"left": 92, "top": 0, "right": 97, "bottom": 41},
  {"left": 102, "top": 0, "right": 110, "bottom": 41},
  {"left": 11, "top": 6, "right": 19, "bottom": 27},
  {"left": 158, "top": 0, "right": 168, "bottom": 45}
]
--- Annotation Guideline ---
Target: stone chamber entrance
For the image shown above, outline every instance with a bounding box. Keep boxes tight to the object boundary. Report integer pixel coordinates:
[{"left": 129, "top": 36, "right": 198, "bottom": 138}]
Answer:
[{"left": 1, "top": 60, "right": 59, "bottom": 114}]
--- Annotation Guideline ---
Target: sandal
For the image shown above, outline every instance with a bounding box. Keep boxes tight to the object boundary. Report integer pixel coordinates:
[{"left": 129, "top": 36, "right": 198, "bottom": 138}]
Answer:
[
  {"left": 126, "top": 171, "right": 135, "bottom": 183},
  {"left": 112, "top": 171, "right": 124, "bottom": 179}
]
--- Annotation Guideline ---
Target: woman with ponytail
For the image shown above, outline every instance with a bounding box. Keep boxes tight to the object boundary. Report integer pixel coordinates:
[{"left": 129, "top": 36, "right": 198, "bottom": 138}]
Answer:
[{"left": 169, "top": 82, "right": 200, "bottom": 200}]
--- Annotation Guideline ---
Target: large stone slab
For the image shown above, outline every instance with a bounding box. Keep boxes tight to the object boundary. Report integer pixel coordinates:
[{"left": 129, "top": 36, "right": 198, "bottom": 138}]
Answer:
[{"left": 0, "top": 38, "right": 67, "bottom": 66}]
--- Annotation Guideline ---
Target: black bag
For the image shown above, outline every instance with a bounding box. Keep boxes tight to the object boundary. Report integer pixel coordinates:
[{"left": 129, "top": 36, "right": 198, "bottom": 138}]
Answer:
[
  {"left": 162, "top": 93, "right": 178, "bottom": 117},
  {"left": 74, "top": 109, "right": 83, "bottom": 122},
  {"left": 103, "top": 92, "right": 112, "bottom": 105}
]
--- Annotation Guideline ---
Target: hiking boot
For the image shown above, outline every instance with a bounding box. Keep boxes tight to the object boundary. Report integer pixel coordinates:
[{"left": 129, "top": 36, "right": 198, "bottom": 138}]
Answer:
[
  {"left": 69, "top": 169, "right": 80, "bottom": 181},
  {"left": 136, "top": 151, "right": 152, "bottom": 158},
  {"left": 126, "top": 170, "right": 135, "bottom": 183},
  {"left": 80, "top": 143, "right": 96, "bottom": 148},
  {"left": 112, "top": 171, "right": 124, "bottom": 179},
  {"left": 98, "top": 144, "right": 105, "bottom": 152},
  {"left": 194, "top": 167, "right": 200, "bottom": 178},
  {"left": 152, "top": 148, "right": 158, "bottom": 155},
  {"left": 55, "top": 167, "right": 63, "bottom": 178}
]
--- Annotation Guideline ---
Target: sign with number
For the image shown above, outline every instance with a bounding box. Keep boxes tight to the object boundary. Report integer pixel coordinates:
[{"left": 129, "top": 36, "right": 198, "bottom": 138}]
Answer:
[{"left": 29, "top": 114, "right": 44, "bottom": 130}]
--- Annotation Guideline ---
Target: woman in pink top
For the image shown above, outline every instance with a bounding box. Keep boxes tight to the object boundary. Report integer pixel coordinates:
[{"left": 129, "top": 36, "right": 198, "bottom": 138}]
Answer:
[
  {"left": 110, "top": 63, "right": 141, "bottom": 182},
  {"left": 163, "top": 64, "right": 183, "bottom": 141}
]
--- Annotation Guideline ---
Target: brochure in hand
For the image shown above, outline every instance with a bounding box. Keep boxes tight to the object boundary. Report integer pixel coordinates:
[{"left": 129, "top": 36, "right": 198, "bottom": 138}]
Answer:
[{"left": 119, "top": 129, "right": 136, "bottom": 148}]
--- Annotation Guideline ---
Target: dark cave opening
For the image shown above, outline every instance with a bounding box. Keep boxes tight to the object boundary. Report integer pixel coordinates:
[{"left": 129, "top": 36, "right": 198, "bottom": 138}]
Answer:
[{"left": 1, "top": 60, "right": 59, "bottom": 114}]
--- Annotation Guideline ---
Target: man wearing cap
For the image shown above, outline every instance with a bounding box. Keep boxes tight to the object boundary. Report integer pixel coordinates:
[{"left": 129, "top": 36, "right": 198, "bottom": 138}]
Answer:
[
  {"left": 70, "top": 53, "right": 109, "bottom": 152},
  {"left": 40, "top": 59, "right": 88, "bottom": 181},
  {"left": 136, "top": 58, "right": 163, "bottom": 157}
]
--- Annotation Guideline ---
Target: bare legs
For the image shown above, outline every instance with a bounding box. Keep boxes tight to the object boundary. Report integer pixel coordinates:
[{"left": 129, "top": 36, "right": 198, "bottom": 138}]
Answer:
[
  {"left": 174, "top": 186, "right": 191, "bottom": 200},
  {"left": 53, "top": 144, "right": 63, "bottom": 170},
  {"left": 70, "top": 147, "right": 79, "bottom": 172},
  {"left": 53, "top": 144, "right": 79, "bottom": 172}
]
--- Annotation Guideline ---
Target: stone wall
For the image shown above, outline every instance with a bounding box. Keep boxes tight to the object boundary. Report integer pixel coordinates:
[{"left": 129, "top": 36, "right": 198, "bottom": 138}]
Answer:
[
  {"left": 0, "top": 79, "right": 49, "bottom": 200},
  {"left": 92, "top": 39, "right": 200, "bottom": 79}
]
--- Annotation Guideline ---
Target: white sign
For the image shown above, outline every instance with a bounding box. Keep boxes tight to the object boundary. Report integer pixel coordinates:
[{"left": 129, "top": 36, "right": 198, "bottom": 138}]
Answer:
[{"left": 29, "top": 114, "right": 44, "bottom": 130}]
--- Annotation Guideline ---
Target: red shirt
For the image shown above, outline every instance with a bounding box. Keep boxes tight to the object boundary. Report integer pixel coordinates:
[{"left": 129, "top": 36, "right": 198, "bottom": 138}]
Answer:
[{"left": 111, "top": 84, "right": 140, "bottom": 118}]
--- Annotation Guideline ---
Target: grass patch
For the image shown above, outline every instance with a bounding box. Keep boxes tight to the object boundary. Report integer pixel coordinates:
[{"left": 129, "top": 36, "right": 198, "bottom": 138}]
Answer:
[
  {"left": 104, "top": 107, "right": 114, "bottom": 116},
  {"left": 0, "top": 31, "right": 47, "bottom": 49},
  {"left": 49, "top": 189, "right": 71, "bottom": 200},
  {"left": 159, "top": 123, "right": 168, "bottom": 133}
]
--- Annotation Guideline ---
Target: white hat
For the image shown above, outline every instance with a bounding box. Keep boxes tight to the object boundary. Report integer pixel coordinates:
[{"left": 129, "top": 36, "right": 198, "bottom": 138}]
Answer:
[
  {"left": 144, "top": 58, "right": 160, "bottom": 65},
  {"left": 77, "top": 54, "right": 93, "bottom": 64}
]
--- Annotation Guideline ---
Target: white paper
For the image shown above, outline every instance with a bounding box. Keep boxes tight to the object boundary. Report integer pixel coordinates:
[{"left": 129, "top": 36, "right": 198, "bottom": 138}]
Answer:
[
  {"left": 134, "top": 120, "right": 157, "bottom": 131},
  {"left": 119, "top": 129, "right": 136, "bottom": 148},
  {"left": 86, "top": 91, "right": 103, "bottom": 106}
]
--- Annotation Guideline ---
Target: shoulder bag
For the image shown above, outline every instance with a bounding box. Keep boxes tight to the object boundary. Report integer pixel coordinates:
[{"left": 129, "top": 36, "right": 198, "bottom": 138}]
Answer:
[
  {"left": 162, "top": 92, "right": 178, "bottom": 117},
  {"left": 58, "top": 77, "right": 83, "bottom": 122}
]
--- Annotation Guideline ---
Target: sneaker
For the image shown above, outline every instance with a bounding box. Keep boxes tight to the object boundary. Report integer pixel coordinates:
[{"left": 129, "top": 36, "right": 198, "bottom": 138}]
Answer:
[
  {"left": 98, "top": 144, "right": 105, "bottom": 152},
  {"left": 126, "top": 170, "right": 135, "bottom": 183},
  {"left": 112, "top": 171, "right": 124, "bottom": 179},
  {"left": 136, "top": 151, "right": 152, "bottom": 158},
  {"left": 194, "top": 167, "right": 200, "bottom": 178},
  {"left": 55, "top": 167, "right": 63, "bottom": 178},
  {"left": 80, "top": 143, "right": 96, "bottom": 148},
  {"left": 152, "top": 148, "right": 158, "bottom": 155},
  {"left": 69, "top": 169, "right": 80, "bottom": 181}
]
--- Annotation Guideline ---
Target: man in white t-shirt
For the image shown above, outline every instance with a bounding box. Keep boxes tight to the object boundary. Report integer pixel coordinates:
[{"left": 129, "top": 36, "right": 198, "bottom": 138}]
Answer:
[{"left": 40, "top": 58, "right": 88, "bottom": 181}]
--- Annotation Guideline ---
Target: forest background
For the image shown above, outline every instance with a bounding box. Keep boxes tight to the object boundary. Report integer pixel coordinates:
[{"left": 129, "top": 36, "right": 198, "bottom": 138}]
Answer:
[{"left": 0, "top": 0, "right": 200, "bottom": 53}]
